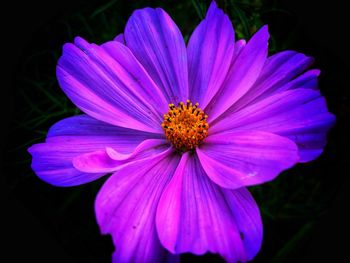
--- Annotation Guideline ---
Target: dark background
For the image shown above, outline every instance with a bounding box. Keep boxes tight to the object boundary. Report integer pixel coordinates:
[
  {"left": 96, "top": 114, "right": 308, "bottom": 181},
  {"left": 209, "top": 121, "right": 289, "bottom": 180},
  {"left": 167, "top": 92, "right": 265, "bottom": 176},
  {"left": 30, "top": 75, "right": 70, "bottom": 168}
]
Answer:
[{"left": 2, "top": 0, "right": 349, "bottom": 262}]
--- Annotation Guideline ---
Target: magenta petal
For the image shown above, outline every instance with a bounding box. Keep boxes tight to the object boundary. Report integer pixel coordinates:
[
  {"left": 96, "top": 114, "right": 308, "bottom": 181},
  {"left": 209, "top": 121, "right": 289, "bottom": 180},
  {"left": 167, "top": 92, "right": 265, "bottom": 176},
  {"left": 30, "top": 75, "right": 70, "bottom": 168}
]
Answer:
[
  {"left": 230, "top": 50, "right": 314, "bottom": 111},
  {"left": 114, "top": 33, "right": 125, "bottom": 44},
  {"left": 73, "top": 139, "right": 169, "bottom": 173},
  {"left": 46, "top": 114, "right": 162, "bottom": 145},
  {"left": 196, "top": 131, "right": 299, "bottom": 189},
  {"left": 212, "top": 89, "right": 335, "bottom": 162},
  {"left": 188, "top": 1, "right": 235, "bottom": 108},
  {"left": 280, "top": 69, "right": 320, "bottom": 91},
  {"left": 156, "top": 153, "right": 262, "bottom": 262},
  {"left": 57, "top": 37, "right": 168, "bottom": 133},
  {"left": 222, "top": 188, "right": 263, "bottom": 260},
  {"left": 28, "top": 115, "right": 159, "bottom": 187},
  {"left": 205, "top": 25, "right": 269, "bottom": 121},
  {"left": 95, "top": 150, "right": 180, "bottom": 263},
  {"left": 125, "top": 7, "right": 188, "bottom": 102},
  {"left": 112, "top": 251, "right": 180, "bottom": 263},
  {"left": 232, "top": 39, "right": 246, "bottom": 62}
]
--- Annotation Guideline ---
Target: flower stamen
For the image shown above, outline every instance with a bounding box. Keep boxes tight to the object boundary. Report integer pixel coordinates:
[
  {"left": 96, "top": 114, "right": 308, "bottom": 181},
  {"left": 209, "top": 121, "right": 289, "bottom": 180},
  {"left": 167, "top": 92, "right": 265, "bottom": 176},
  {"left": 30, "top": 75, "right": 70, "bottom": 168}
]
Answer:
[{"left": 162, "top": 100, "right": 209, "bottom": 152}]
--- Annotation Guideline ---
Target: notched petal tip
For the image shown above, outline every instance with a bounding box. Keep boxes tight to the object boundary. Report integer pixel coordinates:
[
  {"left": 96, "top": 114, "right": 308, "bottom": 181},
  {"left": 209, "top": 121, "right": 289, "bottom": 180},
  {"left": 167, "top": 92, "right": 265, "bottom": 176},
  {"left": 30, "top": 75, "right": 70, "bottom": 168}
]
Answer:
[
  {"left": 73, "top": 36, "right": 94, "bottom": 53},
  {"left": 261, "top": 24, "right": 269, "bottom": 31},
  {"left": 312, "top": 68, "right": 321, "bottom": 76},
  {"left": 27, "top": 144, "right": 36, "bottom": 155},
  {"left": 236, "top": 39, "right": 247, "bottom": 46},
  {"left": 114, "top": 33, "right": 125, "bottom": 44},
  {"left": 254, "top": 25, "right": 270, "bottom": 42},
  {"left": 60, "top": 42, "right": 76, "bottom": 55},
  {"left": 207, "top": 1, "right": 221, "bottom": 14}
]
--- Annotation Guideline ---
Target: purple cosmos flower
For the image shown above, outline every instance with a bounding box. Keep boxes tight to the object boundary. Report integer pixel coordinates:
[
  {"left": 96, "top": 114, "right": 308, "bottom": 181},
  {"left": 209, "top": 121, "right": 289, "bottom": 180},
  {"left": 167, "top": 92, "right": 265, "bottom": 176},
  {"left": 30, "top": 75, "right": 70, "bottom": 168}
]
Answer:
[{"left": 28, "top": 2, "right": 335, "bottom": 262}]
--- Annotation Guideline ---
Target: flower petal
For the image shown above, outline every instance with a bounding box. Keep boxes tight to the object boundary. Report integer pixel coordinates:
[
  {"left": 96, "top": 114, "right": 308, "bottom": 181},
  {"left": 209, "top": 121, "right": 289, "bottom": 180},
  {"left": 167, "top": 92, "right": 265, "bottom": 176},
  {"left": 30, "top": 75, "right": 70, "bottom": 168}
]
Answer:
[
  {"left": 280, "top": 68, "right": 320, "bottom": 90},
  {"left": 196, "top": 131, "right": 299, "bottom": 189},
  {"left": 124, "top": 7, "right": 188, "bottom": 102},
  {"left": 28, "top": 115, "right": 160, "bottom": 187},
  {"left": 73, "top": 139, "right": 169, "bottom": 173},
  {"left": 95, "top": 149, "right": 180, "bottom": 263},
  {"left": 114, "top": 33, "right": 125, "bottom": 44},
  {"left": 57, "top": 37, "right": 168, "bottom": 133},
  {"left": 205, "top": 26, "right": 269, "bottom": 121},
  {"left": 188, "top": 1, "right": 235, "bottom": 108},
  {"left": 230, "top": 51, "right": 314, "bottom": 111},
  {"left": 112, "top": 251, "right": 179, "bottom": 263},
  {"left": 211, "top": 89, "right": 335, "bottom": 162},
  {"left": 222, "top": 187, "right": 263, "bottom": 260},
  {"left": 232, "top": 39, "right": 246, "bottom": 62},
  {"left": 156, "top": 153, "right": 263, "bottom": 262}
]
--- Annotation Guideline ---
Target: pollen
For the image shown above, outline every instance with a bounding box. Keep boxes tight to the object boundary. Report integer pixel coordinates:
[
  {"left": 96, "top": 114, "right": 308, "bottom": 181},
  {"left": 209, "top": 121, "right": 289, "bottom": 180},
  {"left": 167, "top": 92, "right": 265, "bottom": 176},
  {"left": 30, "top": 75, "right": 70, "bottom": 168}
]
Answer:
[{"left": 162, "top": 100, "right": 209, "bottom": 152}]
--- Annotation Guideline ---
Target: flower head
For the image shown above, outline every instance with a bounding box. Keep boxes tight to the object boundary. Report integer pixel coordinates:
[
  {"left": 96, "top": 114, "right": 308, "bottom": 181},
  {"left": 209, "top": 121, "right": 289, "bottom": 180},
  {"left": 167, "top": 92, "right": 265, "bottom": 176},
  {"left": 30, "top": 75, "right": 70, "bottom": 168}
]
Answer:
[{"left": 28, "top": 1, "right": 335, "bottom": 262}]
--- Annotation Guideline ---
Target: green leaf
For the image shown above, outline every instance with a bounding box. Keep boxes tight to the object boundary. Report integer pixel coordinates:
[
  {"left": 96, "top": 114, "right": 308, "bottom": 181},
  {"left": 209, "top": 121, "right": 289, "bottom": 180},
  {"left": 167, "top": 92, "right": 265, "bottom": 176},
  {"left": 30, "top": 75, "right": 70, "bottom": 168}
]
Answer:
[
  {"left": 90, "top": 0, "right": 120, "bottom": 18},
  {"left": 191, "top": 0, "right": 205, "bottom": 19}
]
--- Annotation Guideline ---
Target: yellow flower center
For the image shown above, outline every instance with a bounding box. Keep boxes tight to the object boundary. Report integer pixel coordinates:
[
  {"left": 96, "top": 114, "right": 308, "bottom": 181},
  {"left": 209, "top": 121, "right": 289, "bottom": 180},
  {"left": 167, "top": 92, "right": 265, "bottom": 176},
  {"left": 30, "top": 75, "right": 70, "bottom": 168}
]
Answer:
[{"left": 162, "top": 100, "right": 209, "bottom": 152}]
